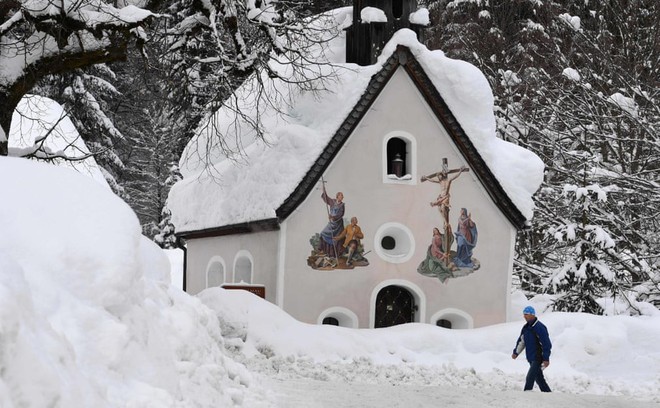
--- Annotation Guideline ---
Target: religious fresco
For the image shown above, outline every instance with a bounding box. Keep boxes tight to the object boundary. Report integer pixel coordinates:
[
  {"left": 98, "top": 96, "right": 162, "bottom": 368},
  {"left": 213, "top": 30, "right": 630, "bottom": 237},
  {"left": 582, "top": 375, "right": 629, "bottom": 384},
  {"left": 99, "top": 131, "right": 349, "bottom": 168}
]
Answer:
[
  {"left": 417, "top": 158, "right": 480, "bottom": 283},
  {"left": 307, "top": 180, "right": 370, "bottom": 270}
]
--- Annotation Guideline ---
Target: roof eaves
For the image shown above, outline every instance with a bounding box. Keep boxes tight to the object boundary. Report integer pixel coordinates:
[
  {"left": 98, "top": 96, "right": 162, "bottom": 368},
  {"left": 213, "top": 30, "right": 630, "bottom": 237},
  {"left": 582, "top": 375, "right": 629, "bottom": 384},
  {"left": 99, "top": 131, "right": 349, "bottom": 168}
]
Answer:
[
  {"left": 397, "top": 45, "right": 527, "bottom": 229},
  {"left": 176, "top": 218, "right": 280, "bottom": 239}
]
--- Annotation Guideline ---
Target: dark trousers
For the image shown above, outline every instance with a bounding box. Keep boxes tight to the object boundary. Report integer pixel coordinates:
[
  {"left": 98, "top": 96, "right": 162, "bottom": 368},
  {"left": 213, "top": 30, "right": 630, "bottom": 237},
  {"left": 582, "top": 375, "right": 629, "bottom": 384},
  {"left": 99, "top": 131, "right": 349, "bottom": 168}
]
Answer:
[{"left": 524, "top": 360, "right": 551, "bottom": 392}]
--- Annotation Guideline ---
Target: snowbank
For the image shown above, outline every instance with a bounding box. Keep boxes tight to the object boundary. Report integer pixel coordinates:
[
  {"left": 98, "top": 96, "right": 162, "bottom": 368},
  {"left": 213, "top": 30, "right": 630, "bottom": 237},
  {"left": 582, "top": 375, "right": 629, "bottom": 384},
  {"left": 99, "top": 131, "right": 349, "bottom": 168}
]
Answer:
[{"left": 0, "top": 157, "right": 270, "bottom": 407}]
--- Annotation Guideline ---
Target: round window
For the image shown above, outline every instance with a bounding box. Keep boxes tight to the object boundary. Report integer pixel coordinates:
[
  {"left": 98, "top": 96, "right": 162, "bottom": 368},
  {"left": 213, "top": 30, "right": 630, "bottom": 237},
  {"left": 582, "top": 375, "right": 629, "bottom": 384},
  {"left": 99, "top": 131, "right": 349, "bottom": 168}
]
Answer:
[
  {"left": 381, "top": 236, "right": 396, "bottom": 250},
  {"left": 374, "top": 222, "right": 415, "bottom": 263}
]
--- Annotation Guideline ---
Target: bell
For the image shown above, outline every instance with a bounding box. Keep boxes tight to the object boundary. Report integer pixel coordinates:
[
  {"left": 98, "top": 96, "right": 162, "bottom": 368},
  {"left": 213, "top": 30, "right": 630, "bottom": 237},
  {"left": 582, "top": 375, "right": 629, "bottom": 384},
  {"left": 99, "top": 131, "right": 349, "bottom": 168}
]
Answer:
[{"left": 392, "top": 153, "right": 404, "bottom": 177}]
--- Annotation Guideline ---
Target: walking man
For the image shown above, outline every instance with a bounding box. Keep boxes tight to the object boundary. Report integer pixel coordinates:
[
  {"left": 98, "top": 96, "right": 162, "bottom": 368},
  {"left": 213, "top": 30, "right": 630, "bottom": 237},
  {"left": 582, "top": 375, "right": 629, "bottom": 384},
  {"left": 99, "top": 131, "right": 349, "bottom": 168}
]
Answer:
[{"left": 511, "top": 306, "right": 552, "bottom": 392}]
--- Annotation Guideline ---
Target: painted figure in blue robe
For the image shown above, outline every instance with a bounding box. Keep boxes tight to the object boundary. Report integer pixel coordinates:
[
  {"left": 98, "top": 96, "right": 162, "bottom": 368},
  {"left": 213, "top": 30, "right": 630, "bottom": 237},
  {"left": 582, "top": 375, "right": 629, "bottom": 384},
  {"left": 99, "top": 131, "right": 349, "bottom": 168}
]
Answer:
[
  {"left": 454, "top": 208, "right": 478, "bottom": 268},
  {"left": 318, "top": 186, "right": 345, "bottom": 258}
]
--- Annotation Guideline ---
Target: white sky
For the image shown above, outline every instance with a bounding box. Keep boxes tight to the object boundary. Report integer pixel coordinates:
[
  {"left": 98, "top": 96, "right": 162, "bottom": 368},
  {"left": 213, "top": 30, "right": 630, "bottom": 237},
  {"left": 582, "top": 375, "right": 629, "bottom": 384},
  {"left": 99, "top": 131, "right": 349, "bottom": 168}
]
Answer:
[{"left": 1, "top": 154, "right": 659, "bottom": 407}]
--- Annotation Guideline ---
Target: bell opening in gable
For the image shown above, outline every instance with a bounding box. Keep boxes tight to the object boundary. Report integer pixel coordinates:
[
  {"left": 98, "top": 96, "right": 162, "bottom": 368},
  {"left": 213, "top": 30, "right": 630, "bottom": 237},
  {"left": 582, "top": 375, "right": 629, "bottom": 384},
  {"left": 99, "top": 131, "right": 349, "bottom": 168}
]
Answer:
[{"left": 387, "top": 137, "right": 408, "bottom": 178}]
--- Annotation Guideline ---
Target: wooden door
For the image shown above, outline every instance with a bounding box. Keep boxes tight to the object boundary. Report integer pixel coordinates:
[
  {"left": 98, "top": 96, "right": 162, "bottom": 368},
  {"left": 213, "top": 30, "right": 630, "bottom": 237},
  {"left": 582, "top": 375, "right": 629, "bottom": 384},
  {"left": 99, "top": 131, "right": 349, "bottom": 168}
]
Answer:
[{"left": 375, "top": 285, "right": 415, "bottom": 328}]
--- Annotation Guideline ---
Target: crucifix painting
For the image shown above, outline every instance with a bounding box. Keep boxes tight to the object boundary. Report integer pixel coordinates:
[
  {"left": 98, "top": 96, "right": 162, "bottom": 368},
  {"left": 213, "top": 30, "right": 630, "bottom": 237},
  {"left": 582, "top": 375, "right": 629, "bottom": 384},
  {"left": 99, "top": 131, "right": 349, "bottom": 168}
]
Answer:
[{"left": 417, "top": 158, "right": 480, "bottom": 283}]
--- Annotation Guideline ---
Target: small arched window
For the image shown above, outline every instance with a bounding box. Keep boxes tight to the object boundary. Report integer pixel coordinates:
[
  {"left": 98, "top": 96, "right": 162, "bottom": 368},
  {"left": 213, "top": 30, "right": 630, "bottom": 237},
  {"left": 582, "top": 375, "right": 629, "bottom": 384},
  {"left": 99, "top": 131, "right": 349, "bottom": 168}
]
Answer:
[
  {"left": 383, "top": 132, "right": 416, "bottom": 184},
  {"left": 207, "top": 260, "right": 225, "bottom": 288},
  {"left": 436, "top": 319, "right": 452, "bottom": 329},
  {"left": 318, "top": 307, "right": 359, "bottom": 328},
  {"left": 387, "top": 138, "right": 407, "bottom": 177},
  {"left": 431, "top": 309, "right": 473, "bottom": 329},
  {"left": 322, "top": 317, "right": 339, "bottom": 326},
  {"left": 234, "top": 251, "right": 253, "bottom": 284}
]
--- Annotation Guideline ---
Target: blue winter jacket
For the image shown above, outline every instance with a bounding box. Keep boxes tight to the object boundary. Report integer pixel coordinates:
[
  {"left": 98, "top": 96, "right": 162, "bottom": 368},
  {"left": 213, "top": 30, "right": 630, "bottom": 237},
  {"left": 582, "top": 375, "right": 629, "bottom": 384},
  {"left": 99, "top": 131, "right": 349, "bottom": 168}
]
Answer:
[{"left": 513, "top": 318, "right": 552, "bottom": 362}]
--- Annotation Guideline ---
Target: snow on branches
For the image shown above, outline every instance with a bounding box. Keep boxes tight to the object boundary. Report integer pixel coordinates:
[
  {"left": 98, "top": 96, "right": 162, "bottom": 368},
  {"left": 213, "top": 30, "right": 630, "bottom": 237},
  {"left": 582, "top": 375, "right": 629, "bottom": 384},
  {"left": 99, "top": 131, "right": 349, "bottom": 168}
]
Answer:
[
  {"left": 546, "top": 183, "right": 646, "bottom": 315},
  {"left": 0, "top": 0, "right": 154, "bottom": 153}
]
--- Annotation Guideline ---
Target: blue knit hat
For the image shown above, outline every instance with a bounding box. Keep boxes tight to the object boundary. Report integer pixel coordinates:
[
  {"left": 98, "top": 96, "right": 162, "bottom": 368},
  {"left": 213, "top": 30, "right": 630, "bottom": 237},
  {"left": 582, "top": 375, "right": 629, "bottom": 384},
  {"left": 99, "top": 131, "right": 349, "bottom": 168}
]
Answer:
[{"left": 523, "top": 306, "right": 536, "bottom": 315}]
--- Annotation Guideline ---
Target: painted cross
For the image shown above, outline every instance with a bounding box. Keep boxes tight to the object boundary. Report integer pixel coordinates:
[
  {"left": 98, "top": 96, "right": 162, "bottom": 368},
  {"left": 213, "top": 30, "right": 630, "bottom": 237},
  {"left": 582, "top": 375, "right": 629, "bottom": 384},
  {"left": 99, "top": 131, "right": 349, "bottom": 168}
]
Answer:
[{"left": 421, "top": 158, "right": 470, "bottom": 264}]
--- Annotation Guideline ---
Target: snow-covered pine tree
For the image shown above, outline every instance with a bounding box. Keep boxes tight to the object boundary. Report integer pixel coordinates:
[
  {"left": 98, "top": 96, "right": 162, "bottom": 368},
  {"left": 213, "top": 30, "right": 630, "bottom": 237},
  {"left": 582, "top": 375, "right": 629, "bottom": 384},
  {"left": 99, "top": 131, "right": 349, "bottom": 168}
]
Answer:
[
  {"left": 548, "top": 182, "right": 619, "bottom": 314},
  {"left": 35, "top": 66, "right": 129, "bottom": 198},
  {"left": 153, "top": 163, "right": 182, "bottom": 249},
  {"left": 425, "top": 0, "right": 659, "bottom": 308},
  {"left": 154, "top": 208, "right": 177, "bottom": 249}
]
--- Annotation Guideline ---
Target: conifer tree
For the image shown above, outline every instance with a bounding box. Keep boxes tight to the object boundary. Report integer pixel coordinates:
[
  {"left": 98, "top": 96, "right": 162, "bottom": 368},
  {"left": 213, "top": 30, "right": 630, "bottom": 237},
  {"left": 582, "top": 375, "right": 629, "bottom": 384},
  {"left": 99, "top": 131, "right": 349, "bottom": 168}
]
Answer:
[
  {"left": 154, "top": 207, "right": 178, "bottom": 249},
  {"left": 153, "top": 163, "right": 182, "bottom": 248},
  {"left": 424, "top": 0, "right": 659, "bottom": 310},
  {"left": 548, "top": 182, "right": 617, "bottom": 314},
  {"left": 35, "top": 66, "right": 129, "bottom": 197}
]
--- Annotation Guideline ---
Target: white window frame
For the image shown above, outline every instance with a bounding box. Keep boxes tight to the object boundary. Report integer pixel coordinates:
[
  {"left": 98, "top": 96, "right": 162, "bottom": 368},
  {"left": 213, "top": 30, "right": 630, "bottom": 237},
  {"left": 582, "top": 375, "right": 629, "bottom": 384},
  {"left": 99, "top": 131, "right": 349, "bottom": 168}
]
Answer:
[
  {"left": 373, "top": 222, "right": 416, "bottom": 264},
  {"left": 382, "top": 131, "right": 417, "bottom": 185},
  {"left": 317, "top": 307, "right": 359, "bottom": 328},
  {"left": 430, "top": 308, "right": 474, "bottom": 329}
]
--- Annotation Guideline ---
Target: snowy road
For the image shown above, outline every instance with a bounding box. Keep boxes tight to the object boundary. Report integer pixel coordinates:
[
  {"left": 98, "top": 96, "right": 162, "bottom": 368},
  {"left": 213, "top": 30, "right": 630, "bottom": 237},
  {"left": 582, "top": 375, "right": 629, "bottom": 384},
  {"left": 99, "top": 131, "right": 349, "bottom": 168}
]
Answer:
[{"left": 261, "top": 377, "right": 660, "bottom": 408}]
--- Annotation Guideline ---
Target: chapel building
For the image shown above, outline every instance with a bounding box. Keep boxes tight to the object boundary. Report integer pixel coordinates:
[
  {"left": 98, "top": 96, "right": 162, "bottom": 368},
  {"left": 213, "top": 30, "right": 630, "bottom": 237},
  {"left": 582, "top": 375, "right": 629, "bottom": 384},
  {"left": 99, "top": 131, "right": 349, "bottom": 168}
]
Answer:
[{"left": 168, "top": 0, "right": 544, "bottom": 329}]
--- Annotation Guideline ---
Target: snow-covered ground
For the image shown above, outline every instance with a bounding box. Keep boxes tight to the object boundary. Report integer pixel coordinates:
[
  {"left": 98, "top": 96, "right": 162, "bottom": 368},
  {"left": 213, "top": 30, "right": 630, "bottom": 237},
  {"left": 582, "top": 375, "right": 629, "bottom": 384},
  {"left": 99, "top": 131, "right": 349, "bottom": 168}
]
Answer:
[
  {"left": 261, "top": 377, "right": 653, "bottom": 407},
  {"left": 2, "top": 154, "right": 659, "bottom": 407},
  {"left": 204, "top": 288, "right": 660, "bottom": 407}
]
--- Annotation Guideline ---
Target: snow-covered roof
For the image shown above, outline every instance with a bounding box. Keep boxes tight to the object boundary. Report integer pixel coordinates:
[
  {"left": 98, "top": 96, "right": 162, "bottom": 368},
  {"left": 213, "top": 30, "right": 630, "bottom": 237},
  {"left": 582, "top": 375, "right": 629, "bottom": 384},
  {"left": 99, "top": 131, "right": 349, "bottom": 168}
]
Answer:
[{"left": 168, "top": 9, "right": 544, "bottom": 236}]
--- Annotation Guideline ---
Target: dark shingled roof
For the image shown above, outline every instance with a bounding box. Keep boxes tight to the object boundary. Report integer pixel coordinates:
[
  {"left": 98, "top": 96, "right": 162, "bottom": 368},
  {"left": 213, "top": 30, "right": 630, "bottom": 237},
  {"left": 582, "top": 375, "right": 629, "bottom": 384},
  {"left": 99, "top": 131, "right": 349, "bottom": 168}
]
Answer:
[{"left": 177, "top": 45, "right": 527, "bottom": 240}]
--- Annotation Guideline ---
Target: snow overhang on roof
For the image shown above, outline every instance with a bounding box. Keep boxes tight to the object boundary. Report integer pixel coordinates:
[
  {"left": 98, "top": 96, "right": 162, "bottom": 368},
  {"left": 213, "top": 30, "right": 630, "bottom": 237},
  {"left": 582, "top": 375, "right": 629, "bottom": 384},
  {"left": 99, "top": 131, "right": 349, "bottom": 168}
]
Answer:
[{"left": 168, "top": 27, "right": 544, "bottom": 238}]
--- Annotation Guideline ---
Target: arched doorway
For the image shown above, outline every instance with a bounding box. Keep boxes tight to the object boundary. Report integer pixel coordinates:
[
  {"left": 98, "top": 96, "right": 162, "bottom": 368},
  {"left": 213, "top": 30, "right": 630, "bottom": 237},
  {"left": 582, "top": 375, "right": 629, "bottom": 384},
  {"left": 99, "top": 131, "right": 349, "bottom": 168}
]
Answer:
[{"left": 374, "top": 285, "right": 415, "bottom": 328}]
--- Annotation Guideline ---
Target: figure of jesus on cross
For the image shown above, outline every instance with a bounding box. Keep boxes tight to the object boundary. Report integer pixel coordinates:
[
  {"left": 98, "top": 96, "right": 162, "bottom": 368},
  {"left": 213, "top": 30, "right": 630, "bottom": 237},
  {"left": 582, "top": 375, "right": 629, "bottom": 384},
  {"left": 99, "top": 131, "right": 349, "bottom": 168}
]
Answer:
[{"left": 421, "top": 158, "right": 469, "bottom": 264}]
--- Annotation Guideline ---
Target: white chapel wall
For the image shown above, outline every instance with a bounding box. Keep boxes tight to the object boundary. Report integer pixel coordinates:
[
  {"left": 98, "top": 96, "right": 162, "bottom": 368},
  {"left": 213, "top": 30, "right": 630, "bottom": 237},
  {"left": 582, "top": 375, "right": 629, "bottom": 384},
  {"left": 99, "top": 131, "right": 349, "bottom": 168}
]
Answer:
[
  {"left": 185, "top": 229, "right": 279, "bottom": 303},
  {"left": 280, "top": 67, "right": 517, "bottom": 328}
]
